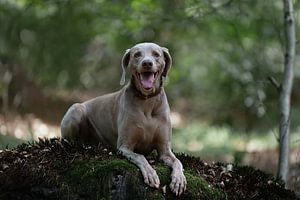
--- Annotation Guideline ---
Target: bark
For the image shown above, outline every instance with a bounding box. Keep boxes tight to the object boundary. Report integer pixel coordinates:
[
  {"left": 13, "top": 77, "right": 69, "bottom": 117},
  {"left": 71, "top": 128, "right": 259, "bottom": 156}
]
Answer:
[{"left": 277, "top": 0, "right": 296, "bottom": 183}]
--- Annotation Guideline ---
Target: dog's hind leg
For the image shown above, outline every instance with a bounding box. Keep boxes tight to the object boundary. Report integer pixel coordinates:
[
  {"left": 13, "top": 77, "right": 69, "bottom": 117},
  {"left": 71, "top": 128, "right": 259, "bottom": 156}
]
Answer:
[{"left": 61, "top": 103, "right": 87, "bottom": 141}]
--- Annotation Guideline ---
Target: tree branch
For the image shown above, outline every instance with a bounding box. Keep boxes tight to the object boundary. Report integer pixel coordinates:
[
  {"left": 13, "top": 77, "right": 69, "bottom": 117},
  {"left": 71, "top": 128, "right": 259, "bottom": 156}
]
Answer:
[{"left": 267, "top": 76, "right": 281, "bottom": 92}]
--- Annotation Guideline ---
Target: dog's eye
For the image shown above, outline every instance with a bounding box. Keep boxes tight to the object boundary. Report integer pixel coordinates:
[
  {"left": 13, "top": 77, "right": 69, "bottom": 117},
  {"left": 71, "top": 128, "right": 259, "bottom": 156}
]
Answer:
[
  {"left": 134, "top": 52, "right": 142, "bottom": 58},
  {"left": 152, "top": 51, "right": 160, "bottom": 57}
]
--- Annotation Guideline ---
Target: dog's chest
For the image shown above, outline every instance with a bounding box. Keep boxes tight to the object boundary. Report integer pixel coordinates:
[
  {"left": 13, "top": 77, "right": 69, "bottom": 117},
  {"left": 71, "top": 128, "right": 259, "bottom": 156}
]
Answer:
[{"left": 133, "top": 112, "right": 168, "bottom": 153}]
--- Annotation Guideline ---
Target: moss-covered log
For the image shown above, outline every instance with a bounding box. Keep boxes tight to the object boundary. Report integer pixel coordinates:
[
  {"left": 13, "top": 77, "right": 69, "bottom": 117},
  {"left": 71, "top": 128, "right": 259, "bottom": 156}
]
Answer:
[{"left": 0, "top": 138, "right": 298, "bottom": 200}]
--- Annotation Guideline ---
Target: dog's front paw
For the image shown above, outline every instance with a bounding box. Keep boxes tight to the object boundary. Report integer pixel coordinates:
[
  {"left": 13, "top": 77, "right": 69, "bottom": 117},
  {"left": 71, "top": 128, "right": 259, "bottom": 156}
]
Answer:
[
  {"left": 141, "top": 166, "right": 160, "bottom": 189},
  {"left": 170, "top": 171, "right": 187, "bottom": 196}
]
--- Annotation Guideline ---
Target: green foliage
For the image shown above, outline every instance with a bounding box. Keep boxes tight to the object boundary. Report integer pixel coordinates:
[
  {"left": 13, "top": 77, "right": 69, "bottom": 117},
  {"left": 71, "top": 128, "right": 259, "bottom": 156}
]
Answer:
[
  {"left": 0, "top": 0, "right": 299, "bottom": 129},
  {"left": 173, "top": 121, "right": 299, "bottom": 161}
]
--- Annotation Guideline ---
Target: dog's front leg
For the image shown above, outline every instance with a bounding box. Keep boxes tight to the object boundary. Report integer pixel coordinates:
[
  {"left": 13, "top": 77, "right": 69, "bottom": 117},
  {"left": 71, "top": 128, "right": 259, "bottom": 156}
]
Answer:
[
  {"left": 118, "top": 146, "right": 160, "bottom": 188},
  {"left": 159, "top": 148, "right": 187, "bottom": 196}
]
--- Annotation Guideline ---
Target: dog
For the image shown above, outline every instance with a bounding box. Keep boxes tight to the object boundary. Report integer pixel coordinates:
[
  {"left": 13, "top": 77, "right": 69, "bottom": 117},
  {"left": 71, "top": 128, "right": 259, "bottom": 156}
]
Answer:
[{"left": 61, "top": 42, "right": 186, "bottom": 195}]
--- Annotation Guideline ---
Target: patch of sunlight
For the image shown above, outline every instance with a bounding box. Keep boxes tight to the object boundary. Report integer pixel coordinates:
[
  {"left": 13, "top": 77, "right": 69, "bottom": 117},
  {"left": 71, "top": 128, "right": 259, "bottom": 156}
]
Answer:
[
  {"left": 170, "top": 112, "right": 183, "bottom": 128},
  {"left": 232, "top": 138, "right": 247, "bottom": 151},
  {"left": 31, "top": 118, "right": 60, "bottom": 140},
  {"left": 172, "top": 121, "right": 299, "bottom": 158},
  {"left": 0, "top": 124, "right": 7, "bottom": 136},
  {"left": 34, "top": 123, "right": 49, "bottom": 136},
  {"left": 14, "top": 122, "right": 31, "bottom": 140},
  {"left": 173, "top": 122, "right": 235, "bottom": 154},
  {"left": 2, "top": 0, "right": 26, "bottom": 8},
  {"left": 203, "top": 126, "right": 230, "bottom": 147},
  {"left": 0, "top": 114, "right": 60, "bottom": 141},
  {"left": 14, "top": 127, "right": 23, "bottom": 139},
  {"left": 246, "top": 139, "right": 269, "bottom": 152},
  {"left": 187, "top": 140, "right": 204, "bottom": 151}
]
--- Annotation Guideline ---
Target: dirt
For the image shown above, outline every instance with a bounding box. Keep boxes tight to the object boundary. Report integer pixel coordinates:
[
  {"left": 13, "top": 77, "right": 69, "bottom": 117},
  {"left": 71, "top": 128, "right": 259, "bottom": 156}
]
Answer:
[{"left": 0, "top": 138, "right": 298, "bottom": 200}]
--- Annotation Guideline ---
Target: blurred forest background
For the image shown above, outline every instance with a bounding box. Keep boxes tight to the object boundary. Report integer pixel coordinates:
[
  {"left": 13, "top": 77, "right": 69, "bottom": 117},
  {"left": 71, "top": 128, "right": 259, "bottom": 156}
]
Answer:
[{"left": 0, "top": 0, "right": 299, "bottom": 190}]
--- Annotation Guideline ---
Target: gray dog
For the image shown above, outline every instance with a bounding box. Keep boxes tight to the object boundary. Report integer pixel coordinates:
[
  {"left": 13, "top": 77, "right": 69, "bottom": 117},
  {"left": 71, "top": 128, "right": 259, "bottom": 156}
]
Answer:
[{"left": 61, "top": 42, "right": 186, "bottom": 195}]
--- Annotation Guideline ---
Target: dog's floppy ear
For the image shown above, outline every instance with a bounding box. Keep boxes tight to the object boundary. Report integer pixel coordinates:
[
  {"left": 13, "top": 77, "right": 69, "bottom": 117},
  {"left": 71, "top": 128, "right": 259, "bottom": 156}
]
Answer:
[
  {"left": 162, "top": 47, "right": 172, "bottom": 77},
  {"left": 120, "top": 48, "right": 131, "bottom": 85}
]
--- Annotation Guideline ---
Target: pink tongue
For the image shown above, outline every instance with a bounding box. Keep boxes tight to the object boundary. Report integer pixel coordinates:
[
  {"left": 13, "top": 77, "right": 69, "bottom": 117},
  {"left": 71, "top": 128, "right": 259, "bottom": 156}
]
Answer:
[{"left": 140, "top": 73, "right": 155, "bottom": 89}]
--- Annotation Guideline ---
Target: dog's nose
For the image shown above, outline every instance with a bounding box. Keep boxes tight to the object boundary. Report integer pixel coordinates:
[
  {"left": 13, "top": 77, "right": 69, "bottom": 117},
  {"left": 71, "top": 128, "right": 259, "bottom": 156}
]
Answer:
[{"left": 142, "top": 59, "right": 153, "bottom": 69}]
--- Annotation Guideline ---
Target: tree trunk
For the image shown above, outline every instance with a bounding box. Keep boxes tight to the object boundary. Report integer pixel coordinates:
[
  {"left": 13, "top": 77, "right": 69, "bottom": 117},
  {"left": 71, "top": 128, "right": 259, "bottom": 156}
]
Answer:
[{"left": 277, "top": 0, "right": 296, "bottom": 183}]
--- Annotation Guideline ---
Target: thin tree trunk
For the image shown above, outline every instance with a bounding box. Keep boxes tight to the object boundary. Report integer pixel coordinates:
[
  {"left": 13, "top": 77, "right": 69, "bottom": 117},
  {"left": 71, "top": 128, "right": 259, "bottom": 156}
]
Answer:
[{"left": 277, "top": 0, "right": 296, "bottom": 183}]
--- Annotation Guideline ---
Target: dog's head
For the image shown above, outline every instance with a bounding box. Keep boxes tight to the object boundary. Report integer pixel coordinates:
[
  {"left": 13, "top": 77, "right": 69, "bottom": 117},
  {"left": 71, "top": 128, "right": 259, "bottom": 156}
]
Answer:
[{"left": 120, "top": 42, "right": 172, "bottom": 96}]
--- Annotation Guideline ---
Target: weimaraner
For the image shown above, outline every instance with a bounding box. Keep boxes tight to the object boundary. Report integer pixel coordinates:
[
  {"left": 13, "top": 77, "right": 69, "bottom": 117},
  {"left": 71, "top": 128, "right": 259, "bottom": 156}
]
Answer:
[{"left": 60, "top": 42, "right": 186, "bottom": 195}]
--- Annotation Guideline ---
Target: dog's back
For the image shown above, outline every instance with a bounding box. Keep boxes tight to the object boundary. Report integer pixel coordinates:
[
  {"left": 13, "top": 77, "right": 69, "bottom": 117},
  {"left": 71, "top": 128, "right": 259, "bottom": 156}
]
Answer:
[{"left": 60, "top": 43, "right": 186, "bottom": 195}]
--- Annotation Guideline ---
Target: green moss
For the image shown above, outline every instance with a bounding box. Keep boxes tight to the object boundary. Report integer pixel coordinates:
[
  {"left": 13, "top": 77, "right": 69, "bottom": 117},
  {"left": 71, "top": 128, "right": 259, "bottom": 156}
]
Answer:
[
  {"left": 154, "top": 163, "right": 171, "bottom": 186},
  {"left": 184, "top": 170, "right": 227, "bottom": 200},
  {"left": 60, "top": 158, "right": 226, "bottom": 200},
  {"left": 153, "top": 163, "right": 226, "bottom": 199},
  {"left": 84, "top": 159, "right": 137, "bottom": 176},
  {"left": 65, "top": 158, "right": 137, "bottom": 181},
  {"left": 61, "top": 158, "right": 139, "bottom": 199}
]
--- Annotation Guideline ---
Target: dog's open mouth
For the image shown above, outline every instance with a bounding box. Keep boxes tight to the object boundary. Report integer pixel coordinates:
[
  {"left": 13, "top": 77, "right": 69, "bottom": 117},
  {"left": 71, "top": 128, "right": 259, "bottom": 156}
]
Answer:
[{"left": 138, "top": 72, "right": 158, "bottom": 90}]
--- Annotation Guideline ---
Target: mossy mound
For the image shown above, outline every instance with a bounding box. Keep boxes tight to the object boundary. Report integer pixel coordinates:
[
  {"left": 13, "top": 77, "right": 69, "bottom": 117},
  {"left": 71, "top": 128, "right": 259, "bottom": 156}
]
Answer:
[
  {"left": 61, "top": 159, "right": 224, "bottom": 200},
  {"left": 0, "top": 138, "right": 298, "bottom": 200}
]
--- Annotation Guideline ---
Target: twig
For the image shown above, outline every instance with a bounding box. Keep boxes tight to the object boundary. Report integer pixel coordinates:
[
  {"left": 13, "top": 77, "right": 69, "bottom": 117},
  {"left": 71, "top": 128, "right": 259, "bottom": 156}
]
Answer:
[{"left": 267, "top": 76, "right": 281, "bottom": 92}]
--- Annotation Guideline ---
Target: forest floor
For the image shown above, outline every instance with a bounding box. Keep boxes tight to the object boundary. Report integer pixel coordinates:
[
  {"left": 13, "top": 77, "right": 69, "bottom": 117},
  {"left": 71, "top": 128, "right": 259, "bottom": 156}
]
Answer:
[
  {"left": 1, "top": 111, "right": 299, "bottom": 196},
  {"left": 0, "top": 138, "right": 299, "bottom": 200}
]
